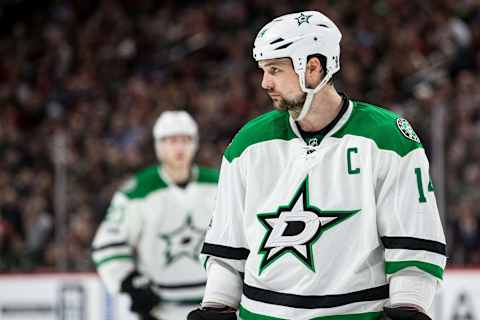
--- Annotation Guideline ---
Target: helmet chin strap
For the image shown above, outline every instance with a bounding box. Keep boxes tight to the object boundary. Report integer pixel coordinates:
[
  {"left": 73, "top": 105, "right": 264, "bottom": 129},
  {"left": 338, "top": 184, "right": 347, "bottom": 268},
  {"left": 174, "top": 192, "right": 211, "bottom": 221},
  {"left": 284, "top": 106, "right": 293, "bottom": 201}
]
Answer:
[{"left": 296, "top": 72, "right": 332, "bottom": 121}]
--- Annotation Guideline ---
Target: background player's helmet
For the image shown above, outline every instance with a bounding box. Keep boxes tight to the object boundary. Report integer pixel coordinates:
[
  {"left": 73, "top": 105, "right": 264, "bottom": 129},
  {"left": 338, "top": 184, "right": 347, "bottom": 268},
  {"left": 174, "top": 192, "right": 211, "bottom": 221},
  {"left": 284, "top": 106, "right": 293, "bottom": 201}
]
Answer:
[
  {"left": 253, "top": 11, "right": 342, "bottom": 120},
  {"left": 153, "top": 110, "right": 199, "bottom": 157},
  {"left": 153, "top": 110, "right": 198, "bottom": 140}
]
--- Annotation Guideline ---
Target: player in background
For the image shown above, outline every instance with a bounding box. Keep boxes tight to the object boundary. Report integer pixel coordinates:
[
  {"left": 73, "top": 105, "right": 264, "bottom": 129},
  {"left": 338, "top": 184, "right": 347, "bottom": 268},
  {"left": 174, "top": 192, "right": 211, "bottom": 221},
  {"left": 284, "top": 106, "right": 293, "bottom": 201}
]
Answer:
[
  {"left": 188, "top": 11, "right": 446, "bottom": 320},
  {"left": 92, "top": 111, "right": 219, "bottom": 320}
]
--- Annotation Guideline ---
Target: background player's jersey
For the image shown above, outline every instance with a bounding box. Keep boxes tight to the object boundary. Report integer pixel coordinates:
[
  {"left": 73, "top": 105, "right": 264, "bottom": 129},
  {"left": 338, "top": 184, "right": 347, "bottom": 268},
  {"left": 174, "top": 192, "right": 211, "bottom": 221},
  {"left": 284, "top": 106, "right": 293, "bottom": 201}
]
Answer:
[
  {"left": 202, "top": 101, "right": 446, "bottom": 319},
  {"left": 92, "top": 165, "right": 218, "bottom": 311}
]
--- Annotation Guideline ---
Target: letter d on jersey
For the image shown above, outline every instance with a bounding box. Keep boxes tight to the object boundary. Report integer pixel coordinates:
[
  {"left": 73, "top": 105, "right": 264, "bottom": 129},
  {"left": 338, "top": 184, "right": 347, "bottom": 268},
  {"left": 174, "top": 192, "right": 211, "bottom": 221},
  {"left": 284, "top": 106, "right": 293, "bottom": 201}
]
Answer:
[
  {"left": 265, "top": 211, "right": 320, "bottom": 248},
  {"left": 257, "top": 177, "right": 360, "bottom": 275}
]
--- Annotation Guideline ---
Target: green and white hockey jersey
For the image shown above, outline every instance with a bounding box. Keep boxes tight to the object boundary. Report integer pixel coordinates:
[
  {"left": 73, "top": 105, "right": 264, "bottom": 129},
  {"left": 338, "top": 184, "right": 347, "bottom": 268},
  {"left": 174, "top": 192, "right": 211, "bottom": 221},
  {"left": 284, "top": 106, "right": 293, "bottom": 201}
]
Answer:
[
  {"left": 202, "top": 100, "right": 446, "bottom": 319},
  {"left": 92, "top": 165, "right": 218, "bottom": 317}
]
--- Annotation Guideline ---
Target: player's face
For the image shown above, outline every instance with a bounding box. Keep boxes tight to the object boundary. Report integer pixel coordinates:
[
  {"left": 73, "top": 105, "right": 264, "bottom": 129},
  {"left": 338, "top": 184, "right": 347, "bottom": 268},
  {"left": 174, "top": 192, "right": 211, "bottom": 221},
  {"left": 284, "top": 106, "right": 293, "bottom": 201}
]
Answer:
[
  {"left": 258, "top": 58, "right": 306, "bottom": 116},
  {"left": 156, "top": 135, "right": 195, "bottom": 168}
]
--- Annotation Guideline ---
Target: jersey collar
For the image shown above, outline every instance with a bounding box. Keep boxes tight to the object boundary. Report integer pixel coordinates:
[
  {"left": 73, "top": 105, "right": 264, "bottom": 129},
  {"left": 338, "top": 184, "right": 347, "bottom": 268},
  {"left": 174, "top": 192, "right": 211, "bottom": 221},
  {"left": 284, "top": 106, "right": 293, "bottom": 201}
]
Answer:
[
  {"left": 158, "top": 165, "right": 198, "bottom": 189},
  {"left": 288, "top": 97, "right": 353, "bottom": 141}
]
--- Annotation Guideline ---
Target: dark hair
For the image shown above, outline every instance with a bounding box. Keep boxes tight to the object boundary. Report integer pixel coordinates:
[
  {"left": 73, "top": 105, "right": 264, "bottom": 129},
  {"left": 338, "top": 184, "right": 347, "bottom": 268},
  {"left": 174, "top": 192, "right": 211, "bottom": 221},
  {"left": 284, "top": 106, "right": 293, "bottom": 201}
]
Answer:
[{"left": 307, "top": 54, "right": 335, "bottom": 85}]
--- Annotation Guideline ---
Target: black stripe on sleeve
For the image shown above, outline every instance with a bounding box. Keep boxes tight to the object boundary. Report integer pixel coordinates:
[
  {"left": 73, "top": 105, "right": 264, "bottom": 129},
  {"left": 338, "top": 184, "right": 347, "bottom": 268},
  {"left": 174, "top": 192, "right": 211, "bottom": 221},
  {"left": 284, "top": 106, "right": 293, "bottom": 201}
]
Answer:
[
  {"left": 154, "top": 281, "right": 206, "bottom": 289},
  {"left": 91, "top": 241, "right": 129, "bottom": 252},
  {"left": 243, "top": 283, "right": 389, "bottom": 309},
  {"left": 201, "top": 243, "right": 250, "bottom": 260},
  {"left": 381, "top": 236, "right": 446, "bottom": 256}
]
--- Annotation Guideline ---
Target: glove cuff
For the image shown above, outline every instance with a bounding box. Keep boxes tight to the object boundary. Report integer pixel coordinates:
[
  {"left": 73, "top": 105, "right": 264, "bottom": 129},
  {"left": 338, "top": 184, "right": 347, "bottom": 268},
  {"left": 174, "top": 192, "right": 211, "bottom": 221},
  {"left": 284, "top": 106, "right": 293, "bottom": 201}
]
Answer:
[
  {"left": 187, "top": 306, "right": 237, "bottom": 320},
  {"left": 121, "top": 270, "right": 150, "bottom": 293}
]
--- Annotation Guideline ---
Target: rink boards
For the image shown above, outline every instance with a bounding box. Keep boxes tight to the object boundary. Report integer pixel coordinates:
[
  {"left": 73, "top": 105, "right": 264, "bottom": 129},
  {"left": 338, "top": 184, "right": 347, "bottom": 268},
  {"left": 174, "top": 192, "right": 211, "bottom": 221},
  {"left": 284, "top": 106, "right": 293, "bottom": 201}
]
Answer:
[{"left": 0, "top": 270, "right": 478, "bottom": 319}]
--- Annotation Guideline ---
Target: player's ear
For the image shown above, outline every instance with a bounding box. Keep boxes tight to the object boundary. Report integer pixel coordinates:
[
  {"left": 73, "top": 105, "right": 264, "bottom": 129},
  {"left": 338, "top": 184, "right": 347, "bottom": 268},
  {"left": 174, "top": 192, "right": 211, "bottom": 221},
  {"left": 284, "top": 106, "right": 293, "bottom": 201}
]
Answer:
[{"left": 306, "top": 56, "right": 323, "bottom": 88}]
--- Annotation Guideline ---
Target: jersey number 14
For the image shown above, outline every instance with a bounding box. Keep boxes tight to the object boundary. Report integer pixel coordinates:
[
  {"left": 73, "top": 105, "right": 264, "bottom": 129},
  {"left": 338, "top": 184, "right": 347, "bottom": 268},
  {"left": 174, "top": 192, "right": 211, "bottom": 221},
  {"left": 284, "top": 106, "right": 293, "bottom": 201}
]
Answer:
[{"left": 414, "top": 167, "right": 434, "bottom": 203}]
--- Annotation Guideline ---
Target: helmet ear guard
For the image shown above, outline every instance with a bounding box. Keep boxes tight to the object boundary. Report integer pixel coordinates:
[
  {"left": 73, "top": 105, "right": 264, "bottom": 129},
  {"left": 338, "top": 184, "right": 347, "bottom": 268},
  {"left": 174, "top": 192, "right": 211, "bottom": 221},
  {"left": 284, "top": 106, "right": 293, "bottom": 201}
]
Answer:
[{"left": 253, "top": 11, "right": 342, "bottom": 120}]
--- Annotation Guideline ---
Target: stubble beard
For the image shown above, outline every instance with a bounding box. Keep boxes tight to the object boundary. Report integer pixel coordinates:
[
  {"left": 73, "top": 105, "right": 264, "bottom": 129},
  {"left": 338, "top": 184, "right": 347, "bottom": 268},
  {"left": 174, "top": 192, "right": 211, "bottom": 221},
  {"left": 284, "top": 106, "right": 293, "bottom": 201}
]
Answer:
[{"left": 272, "top": 92, "right": 306, "bottom": 119}]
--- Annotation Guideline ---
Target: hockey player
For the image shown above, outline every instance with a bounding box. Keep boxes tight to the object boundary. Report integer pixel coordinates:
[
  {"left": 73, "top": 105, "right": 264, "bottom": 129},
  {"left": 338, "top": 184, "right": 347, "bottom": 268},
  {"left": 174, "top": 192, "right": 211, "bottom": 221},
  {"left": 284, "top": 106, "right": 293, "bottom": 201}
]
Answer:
[
  {"left": 92, "top": 111, "right": 219, "bottom": 320},
  {"left": 188, "top": 11, "right": 446, "bottom": 320}
]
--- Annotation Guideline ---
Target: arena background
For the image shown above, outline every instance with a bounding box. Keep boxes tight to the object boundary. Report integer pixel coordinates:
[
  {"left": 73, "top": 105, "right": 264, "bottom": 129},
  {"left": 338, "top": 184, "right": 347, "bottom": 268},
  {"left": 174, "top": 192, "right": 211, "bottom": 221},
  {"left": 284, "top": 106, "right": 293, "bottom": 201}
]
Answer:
[{"left": 0, "top": 0, "right": 479, "bottom": 319}]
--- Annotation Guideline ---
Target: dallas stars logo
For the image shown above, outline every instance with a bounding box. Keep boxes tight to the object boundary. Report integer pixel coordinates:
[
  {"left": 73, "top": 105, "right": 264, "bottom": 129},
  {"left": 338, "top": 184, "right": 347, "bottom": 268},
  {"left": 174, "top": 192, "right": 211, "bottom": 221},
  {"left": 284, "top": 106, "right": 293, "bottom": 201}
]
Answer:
[
  {"left": 159, "top": 214, "right": 205, "bottom": 265},
  {"left": 257, "top": 177, "right": 360, "bottom": 275},
  {"left": 295, "top": 13, "right": 313, "bottom": 26}
]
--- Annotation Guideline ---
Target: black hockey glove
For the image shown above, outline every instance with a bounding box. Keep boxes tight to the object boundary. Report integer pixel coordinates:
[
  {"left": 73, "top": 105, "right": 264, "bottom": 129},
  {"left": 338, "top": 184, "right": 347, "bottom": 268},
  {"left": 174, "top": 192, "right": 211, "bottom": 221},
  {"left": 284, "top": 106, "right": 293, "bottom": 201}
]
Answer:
[
  {"left": 187, "top": 306, "right": 237, "bottom": 320},
  {"left": 382, "top": 306, "right": 431, "bottom": 320},
  {"left": 120, "top": 271, "right": 161, "bottom": 317}
]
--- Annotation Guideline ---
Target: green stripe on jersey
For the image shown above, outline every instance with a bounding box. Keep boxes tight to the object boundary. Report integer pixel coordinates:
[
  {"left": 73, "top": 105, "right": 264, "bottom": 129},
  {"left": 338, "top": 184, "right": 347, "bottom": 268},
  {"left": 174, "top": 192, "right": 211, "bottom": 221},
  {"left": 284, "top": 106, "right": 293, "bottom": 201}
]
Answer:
[
  {"left": 197, "top": 166, "right": 219, "bottom": 184},
  {"left": 94, "top": 254, "right": 133, "bottom": 267},
  {"left": 333, "top": 101, "right": 422, "bottom": 157},
  {"left": 239, "top": 305, "right": 382, "bottom": 320},
  {"left": 224, "top": 111, "right": 296, "bottom": 162},
  {"left": 385, "top": 260, "right": 444, "bottom": 279},
  {"left": 122, "top": 166, "right": 167, "bottom": 199},
  {"left": 239, "top": 306, "right": 285, "bottom": 320}
]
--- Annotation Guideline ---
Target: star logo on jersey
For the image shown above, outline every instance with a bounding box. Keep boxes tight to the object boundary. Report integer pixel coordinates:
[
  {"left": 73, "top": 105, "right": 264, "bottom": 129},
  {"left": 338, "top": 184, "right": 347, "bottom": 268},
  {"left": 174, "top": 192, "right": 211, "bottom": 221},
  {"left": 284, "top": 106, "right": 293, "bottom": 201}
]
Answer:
[
  {"left": 295, "top": 13, "right": 313, "bottom": 26},
  {"left": 257, "top": 177, "right": 360, "bottom": 275},
  {"left": 159, "top": 214, "right": 205, "bottom": 266}
]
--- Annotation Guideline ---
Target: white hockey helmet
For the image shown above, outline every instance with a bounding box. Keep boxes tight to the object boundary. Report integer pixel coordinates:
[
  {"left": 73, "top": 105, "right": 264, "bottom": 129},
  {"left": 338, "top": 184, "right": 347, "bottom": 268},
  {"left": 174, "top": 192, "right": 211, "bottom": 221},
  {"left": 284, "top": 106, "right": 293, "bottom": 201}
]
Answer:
[
  {"left": 153, "top": 110, "right": 198, "bottom": 150},
  {"left": 253, "top": 11, "right": 342, "bottom": 120}
]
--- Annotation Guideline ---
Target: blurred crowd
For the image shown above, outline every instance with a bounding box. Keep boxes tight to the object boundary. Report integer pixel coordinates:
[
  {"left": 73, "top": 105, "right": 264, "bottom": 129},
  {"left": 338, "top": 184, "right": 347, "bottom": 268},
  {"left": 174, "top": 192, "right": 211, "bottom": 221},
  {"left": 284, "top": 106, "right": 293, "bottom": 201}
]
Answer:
[{"left": 0, "top": 0, "right": 479, "bottom": 272}]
